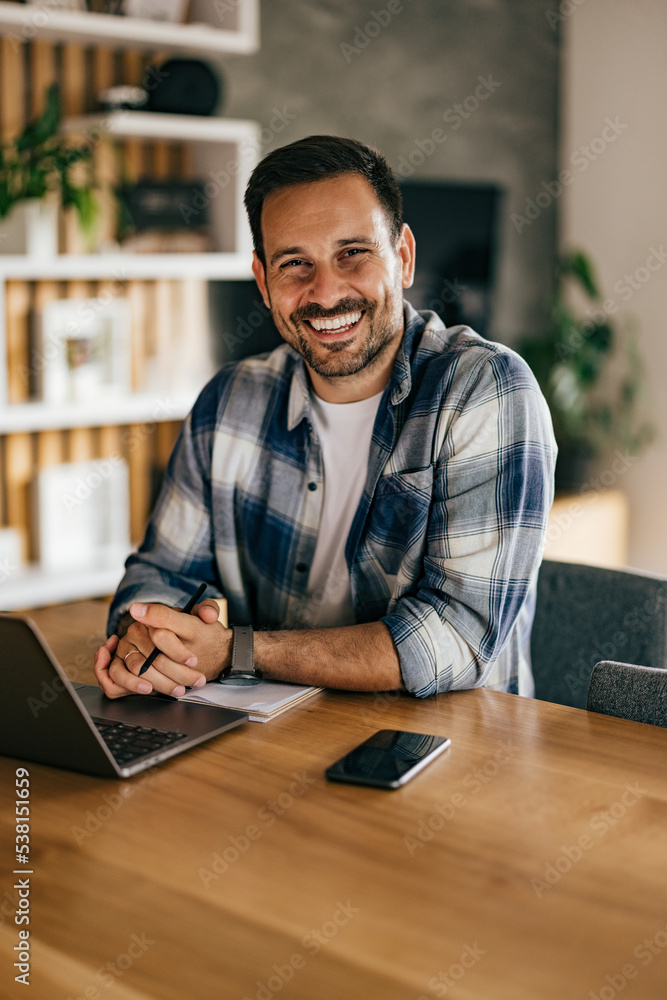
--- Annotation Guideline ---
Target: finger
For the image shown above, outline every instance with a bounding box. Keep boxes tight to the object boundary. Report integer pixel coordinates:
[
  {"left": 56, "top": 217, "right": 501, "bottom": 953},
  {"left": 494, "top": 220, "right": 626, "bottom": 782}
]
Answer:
[
  {"left": 123, "top": 621, "right": 154, "bottom": 656},
  {"left": 130, "top": 601, "right": 199, "bottom": 637},
  {"left": 108, "top": 653, "right": 154, "bottom": 696},
  {"left": 134, "top": 649, "right": 207, "bottom": 695},
  {"left": 139, "top": 626, "right": 200, "bottom": 668},
  {"left": 93, "top": 639, "right": 114, "bottom": 679},
  {"left": 118, "top": 637, "right": 206, "bottom": 694},
  {"left": 196, "top": 601, "right": 220, "bottom": 624},
  {"left": 94, "top": 636, "right": 136, "bottom": 699}
]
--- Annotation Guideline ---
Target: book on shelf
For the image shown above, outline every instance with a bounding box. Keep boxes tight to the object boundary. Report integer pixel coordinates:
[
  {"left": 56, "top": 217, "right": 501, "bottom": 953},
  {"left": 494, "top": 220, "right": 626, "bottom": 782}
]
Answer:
[
  {"left": 37, "top": 457, "right": 130, "bottom": 573},
  {"left": 181, "top": 678, "right": 322, "bottom": 723}
]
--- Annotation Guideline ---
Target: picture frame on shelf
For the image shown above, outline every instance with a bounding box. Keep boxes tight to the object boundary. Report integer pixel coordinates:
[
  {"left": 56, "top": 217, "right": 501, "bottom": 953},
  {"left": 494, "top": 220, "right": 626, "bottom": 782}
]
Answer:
[
  {"left": 38, "top": 296, "right": 131, "bottom": 405},
  {"left": 36, "top": 458, "right": 131, "bottom": 574}
]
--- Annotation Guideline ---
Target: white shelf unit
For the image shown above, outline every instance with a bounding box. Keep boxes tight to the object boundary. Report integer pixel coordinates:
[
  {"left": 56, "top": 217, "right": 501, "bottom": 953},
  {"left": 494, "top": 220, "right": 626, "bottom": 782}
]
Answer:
[
  {"left": 1, "top": 559, "right": 132, "bottom": 611},
  {"left": 0, "top": 20, "right": 261, "bottom": 605},
  {"left": 0, "top": 390, "right": 199, "bottom": 433},
  {"left": 64, "top": 112, "right": 259, "bottom": 259},
  {"left": 0, "top": 250, "right": 253, "bottom": 281},
  {"left": 0, "top": 0, "right": 259, "bottom": 55},
  {"left": 0, "top": 113, "right": 260, "bottom": 407}
]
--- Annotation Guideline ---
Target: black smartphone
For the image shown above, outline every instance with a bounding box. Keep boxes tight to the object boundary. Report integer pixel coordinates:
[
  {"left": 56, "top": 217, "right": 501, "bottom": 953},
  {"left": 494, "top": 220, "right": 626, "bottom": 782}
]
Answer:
[{"left": 325, "top": 730, "right": 451, "bottom": 789}]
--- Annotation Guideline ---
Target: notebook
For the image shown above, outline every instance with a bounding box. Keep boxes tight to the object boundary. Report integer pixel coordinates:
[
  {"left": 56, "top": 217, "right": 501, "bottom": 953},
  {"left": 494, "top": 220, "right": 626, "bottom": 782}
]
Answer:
[
  {"left": 181, "top": 678, "right": 322, "bottom": 722},
  {"left": 0, "top": 614, "right": 247, "bottom": 778}
]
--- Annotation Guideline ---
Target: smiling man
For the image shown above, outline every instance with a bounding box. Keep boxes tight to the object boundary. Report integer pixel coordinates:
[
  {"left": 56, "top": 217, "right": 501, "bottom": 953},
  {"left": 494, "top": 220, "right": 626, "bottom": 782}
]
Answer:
[{"left": 95, "top": 135, "right": 557, "bottom": 701}]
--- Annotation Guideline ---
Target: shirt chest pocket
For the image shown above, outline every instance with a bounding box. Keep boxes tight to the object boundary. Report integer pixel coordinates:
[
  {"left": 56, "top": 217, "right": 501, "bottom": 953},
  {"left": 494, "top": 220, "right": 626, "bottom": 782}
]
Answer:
[{"left": 365, "top": 466, "right": 435, "bottom": 577}]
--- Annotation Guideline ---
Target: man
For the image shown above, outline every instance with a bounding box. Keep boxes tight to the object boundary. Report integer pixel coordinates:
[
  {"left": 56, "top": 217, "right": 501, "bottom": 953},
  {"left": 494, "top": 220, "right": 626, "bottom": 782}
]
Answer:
[{"left": 94, "top": 135, "right": 556, "bottom": 701}]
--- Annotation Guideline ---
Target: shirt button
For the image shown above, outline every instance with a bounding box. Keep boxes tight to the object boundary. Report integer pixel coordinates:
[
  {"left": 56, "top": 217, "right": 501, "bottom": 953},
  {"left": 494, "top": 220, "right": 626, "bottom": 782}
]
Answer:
[
  {"left": 296, "top": 563, "right": 308, "bottom": 573},
  {"left": 308, "top": 481, "right": 317, "bottom": 491}
]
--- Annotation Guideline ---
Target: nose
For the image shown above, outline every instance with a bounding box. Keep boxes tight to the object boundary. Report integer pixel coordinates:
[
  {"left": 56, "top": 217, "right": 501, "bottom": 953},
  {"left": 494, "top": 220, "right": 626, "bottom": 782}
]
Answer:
[{"left": 303, "top": 262, "right": 350, "bottom": 311}]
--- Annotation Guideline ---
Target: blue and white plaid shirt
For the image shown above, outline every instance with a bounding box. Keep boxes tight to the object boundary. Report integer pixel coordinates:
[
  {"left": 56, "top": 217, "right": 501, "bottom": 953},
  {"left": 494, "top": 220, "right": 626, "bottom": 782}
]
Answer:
[{"left": 109, "top": 304, "right": 557, "bottom": 697}]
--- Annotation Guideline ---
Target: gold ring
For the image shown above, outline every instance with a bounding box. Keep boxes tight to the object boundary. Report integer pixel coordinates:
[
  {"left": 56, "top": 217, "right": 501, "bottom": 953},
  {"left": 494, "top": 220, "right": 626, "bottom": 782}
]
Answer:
[{"left": 123, "top": 651, "right": 138, "bottom": 663}]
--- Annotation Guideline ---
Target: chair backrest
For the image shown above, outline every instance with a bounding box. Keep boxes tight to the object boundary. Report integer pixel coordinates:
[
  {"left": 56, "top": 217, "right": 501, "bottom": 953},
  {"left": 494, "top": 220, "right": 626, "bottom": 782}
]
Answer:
[
  {"left": 530, "top": 559, "right": 667, "bottom": 708},
  {"left": 587, "top": 660, "right": 667, "bottom": 728}
]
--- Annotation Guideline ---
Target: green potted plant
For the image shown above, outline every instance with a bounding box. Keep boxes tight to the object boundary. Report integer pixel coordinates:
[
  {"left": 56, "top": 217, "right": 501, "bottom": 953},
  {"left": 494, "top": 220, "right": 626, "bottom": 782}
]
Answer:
[
  {"left": 516, "top": 250, "right": 653, "bottom": 492},
  {"left": 0, "top": 83, "right": 98, "bottom": 254}
]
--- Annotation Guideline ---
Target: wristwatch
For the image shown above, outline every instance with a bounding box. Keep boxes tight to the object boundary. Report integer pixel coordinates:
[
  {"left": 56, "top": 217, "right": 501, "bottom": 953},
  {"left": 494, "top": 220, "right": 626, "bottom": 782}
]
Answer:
[{"left": 218, "top": 625, "right": 262, "bottom": 686}]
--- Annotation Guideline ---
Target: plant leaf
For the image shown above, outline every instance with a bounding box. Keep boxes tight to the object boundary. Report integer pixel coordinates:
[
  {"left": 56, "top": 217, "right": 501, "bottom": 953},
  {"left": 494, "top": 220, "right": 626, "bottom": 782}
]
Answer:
[
  {"left": 16, "top": 83, "right": 61, "bottom": 152},
  {"left": 559, "top": 250, "right": 600, "bottom": 300}
]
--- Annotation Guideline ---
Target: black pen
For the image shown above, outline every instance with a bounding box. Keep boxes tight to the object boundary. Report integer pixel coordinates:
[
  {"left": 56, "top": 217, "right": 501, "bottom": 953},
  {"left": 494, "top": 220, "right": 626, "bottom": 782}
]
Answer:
[{"left": 138, "top": 582, "right": 208, "bottom": 676}]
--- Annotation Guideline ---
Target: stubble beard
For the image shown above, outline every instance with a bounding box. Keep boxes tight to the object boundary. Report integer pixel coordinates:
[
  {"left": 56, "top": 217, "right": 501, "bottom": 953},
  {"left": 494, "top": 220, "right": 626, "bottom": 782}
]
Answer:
[{"left": 269, "top": 288, "right": 404, "bottom": 380}]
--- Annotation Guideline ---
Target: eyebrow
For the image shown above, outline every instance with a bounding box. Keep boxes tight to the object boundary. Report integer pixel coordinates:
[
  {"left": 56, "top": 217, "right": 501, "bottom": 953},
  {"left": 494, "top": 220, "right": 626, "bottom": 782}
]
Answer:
[{"left": 269, "top": 236, "right": 377, "bottom": 267}]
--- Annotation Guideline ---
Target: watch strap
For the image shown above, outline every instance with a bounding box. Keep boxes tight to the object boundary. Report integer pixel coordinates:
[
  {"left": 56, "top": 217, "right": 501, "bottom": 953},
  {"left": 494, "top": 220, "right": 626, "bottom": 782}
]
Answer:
[
  {"left": 218, "top": 624, "right": 260, "bottom": 683},
  {"left": 231, "top": 624, "right": 254, "bottom": 675}
]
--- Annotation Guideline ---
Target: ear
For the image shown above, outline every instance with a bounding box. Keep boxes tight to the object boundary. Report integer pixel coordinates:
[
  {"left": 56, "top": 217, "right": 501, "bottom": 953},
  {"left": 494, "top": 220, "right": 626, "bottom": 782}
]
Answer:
[
  {"left": 252, "top": 252, "right": 271, "bottom": 310},
  {"left": 396, "top": 223, "right": 416, "bottom": 290}
]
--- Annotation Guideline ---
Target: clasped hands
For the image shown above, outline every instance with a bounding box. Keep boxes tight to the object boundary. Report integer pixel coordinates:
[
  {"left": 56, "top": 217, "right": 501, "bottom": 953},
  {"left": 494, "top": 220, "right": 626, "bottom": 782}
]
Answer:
[{"left": 94, "top": 600, "right": 232, "bottom": 700}]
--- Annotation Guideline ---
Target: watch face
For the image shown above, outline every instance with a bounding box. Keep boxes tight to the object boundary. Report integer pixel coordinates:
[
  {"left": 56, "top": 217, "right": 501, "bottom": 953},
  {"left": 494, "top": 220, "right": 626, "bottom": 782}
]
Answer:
[{"left": 218, "top": 674, "right": 261, "bottom": 687}]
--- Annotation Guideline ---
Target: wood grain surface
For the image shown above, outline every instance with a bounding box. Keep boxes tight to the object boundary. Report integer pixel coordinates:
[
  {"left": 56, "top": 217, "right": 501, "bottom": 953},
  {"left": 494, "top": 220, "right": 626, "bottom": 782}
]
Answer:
[{"left": 1, "top": 601, "right": 666, "bottom": 1000}]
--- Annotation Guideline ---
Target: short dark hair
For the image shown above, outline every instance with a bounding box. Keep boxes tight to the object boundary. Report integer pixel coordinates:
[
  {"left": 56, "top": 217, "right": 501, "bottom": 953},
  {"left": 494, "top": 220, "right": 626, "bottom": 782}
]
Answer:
[{"left": 244, "top": 135, "right": 403, "bottom": 266}]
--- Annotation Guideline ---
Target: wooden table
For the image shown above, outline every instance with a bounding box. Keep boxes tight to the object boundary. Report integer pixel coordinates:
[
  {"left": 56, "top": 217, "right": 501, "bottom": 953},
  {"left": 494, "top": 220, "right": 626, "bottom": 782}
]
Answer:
[{"left": 1, "top": 601, "right": 666, "bottom": 1000}]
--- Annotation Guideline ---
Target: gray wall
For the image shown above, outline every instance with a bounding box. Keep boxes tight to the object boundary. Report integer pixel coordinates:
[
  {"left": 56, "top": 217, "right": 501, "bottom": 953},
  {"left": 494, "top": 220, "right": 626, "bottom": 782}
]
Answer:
[{"left": 217, "top": 0, "right": 560, "bottom": 345}]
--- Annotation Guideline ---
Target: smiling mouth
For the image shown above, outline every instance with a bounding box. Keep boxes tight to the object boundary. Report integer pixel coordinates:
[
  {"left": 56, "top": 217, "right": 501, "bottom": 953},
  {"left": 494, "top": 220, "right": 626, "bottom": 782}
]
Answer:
[{"left": 304, "top": 310, "right": 364, "bottom": 338}]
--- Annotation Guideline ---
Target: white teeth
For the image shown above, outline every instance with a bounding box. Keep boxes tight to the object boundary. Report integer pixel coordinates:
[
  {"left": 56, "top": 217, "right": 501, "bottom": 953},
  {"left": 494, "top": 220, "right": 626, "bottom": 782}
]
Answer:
[{"left": 308, "top": 311, "right": 362, "bottom": 332}]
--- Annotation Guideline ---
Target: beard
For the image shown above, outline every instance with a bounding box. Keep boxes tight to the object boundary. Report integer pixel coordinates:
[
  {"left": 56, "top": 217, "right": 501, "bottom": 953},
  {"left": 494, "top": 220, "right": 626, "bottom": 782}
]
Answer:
[{"left": 268, "top": 287, "right": 404, "bottom": 380}]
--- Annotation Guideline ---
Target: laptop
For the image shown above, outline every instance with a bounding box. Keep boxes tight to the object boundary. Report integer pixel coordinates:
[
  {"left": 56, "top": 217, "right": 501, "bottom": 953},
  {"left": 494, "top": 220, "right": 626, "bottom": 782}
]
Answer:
[{"left": 0, "top": 613, "right": 248, "bottom": 778}]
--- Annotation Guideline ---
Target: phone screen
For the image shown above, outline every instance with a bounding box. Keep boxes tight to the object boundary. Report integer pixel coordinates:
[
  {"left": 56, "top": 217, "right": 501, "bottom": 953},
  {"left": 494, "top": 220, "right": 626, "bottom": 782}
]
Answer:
[{"left": 325, "top": 730, "right": 451, "bottom": 789}]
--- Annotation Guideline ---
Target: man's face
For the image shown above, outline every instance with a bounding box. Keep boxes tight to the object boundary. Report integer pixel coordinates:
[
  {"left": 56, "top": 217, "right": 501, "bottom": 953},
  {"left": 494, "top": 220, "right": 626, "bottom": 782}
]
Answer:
[{"left": 252, "top": 173, "right": 415, "bottom": 390}]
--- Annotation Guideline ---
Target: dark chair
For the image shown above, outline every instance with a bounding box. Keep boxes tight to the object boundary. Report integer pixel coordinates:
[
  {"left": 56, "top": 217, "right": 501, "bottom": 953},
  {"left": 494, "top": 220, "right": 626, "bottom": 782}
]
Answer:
[
  {"left": 530, "top": 559, "right": 667, "bottom": 709},
  {"left": 587, "top": 660, "right": 667, "bottom": 728}
]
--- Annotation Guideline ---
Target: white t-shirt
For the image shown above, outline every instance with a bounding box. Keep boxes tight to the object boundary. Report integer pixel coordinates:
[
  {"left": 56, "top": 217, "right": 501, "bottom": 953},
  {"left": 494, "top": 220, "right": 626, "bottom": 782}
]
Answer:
[{"left": 304, "top": 388, "right": 384, "bottom": 627}]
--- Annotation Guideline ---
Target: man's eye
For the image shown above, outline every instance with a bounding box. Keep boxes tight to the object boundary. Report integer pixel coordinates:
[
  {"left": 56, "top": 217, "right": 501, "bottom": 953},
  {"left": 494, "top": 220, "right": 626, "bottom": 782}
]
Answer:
[
  {"left": 342, "top": 248, "right": 367, "bottom": 259},
  {"left": 281, "top": 259, "right": 309, "bottom": 269}
]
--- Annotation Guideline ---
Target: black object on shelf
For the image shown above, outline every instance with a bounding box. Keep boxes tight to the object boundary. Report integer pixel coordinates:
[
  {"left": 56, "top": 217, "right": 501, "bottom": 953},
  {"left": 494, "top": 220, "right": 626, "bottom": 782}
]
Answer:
[
  {"left": 146, "top": 59, "right": 221, "bottom": 116},
  {"left": 118, "top": 180, "right": 210, "bottom": 231},
  {"left": 86, "top": 1, "right": 125, "bottom": 13}
]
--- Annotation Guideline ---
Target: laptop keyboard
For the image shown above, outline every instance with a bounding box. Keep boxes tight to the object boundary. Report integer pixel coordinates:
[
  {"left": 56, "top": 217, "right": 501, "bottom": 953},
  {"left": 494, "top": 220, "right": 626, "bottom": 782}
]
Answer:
[{"left": 92, "top": 718, "right": 187, "bottom": 766}]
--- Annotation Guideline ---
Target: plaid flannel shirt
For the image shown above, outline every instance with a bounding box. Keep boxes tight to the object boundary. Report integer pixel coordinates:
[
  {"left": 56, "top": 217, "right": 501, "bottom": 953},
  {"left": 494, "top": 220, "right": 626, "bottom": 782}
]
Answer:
[{"left": 108, "top": 303, "right": 557, "bottom": 697}]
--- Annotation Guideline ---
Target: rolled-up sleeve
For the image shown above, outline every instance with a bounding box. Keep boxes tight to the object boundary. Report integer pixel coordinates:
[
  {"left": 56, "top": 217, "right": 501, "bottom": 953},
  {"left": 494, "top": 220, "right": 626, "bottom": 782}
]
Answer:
[{"left": 382, "top": 347, "right": 557, "bottom": 696}]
